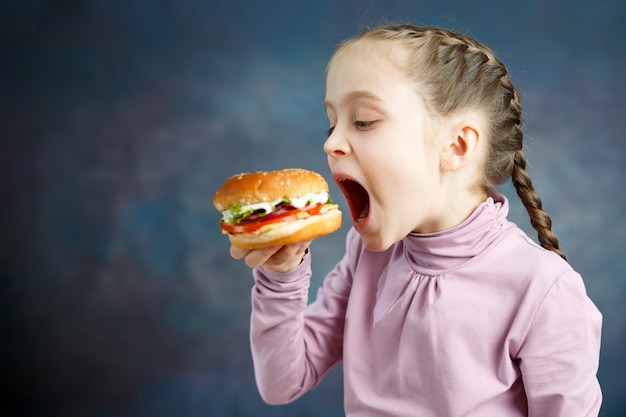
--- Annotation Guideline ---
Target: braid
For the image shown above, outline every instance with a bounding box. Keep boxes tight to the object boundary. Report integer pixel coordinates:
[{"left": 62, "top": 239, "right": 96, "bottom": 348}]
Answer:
[
  {"left": 511, "top": 150, "right": 567, "bottom": 260},
  {"left": 499, "top": 70, "right": 568, "bottom": 260},
  {"left": 338, "top": 23, "right": 568, "bottom": 260}
]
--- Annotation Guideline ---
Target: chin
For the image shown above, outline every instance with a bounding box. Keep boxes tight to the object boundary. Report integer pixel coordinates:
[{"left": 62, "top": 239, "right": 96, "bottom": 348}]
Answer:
[{"left": 358, "top": 231, "right": 397, "bottom": 252}]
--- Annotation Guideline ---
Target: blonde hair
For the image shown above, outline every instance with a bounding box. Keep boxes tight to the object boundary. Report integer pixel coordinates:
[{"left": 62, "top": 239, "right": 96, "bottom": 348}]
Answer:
[{"left": 330, "top": 24, "right": 566, "bottom": 260}]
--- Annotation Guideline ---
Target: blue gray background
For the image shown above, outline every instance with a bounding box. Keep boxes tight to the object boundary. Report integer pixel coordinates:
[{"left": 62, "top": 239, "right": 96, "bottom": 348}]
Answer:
[{"left": 3, "top": 1, "right": 625, "bottom": 416}]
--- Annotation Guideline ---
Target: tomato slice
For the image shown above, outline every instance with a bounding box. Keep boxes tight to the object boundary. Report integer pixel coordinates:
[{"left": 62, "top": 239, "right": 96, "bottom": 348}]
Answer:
[{"left": 221, "top": 204, "right": 324, "bottom": 234}]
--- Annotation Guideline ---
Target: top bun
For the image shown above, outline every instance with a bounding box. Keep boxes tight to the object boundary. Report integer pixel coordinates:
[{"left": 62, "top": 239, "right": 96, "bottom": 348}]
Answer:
[{"left": 213, "top": 168, "right": 330, "bottom": 212}]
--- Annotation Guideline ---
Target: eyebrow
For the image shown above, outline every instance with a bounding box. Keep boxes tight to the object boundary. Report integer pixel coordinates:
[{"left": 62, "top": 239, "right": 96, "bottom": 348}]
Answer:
[{"left": 324, "top": 90, "right": 384, "bottom": 110}]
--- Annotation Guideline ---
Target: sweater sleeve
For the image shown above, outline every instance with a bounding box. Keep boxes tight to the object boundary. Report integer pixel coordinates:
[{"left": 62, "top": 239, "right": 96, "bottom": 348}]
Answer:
[
  {"left": 518, "top": 269, "right": 603, "bottom": 416},
  {"left": 250, "top": 230, "right": 357, "bottom": 405}
]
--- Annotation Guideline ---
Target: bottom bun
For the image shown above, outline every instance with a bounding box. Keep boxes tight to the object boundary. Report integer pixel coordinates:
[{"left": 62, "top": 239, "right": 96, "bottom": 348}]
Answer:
[{"left": 227, "top": 209, "right": 342, "bottom": 249}]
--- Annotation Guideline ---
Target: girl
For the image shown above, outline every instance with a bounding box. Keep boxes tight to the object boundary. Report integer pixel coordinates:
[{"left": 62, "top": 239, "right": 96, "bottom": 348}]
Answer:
[{"left": 230, "top": 24, "right": 602, "bottom": 416}]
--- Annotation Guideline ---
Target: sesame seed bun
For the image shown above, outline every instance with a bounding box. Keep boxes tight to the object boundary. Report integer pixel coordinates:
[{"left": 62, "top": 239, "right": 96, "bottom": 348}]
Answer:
[{"left": 213, "top": 168, "right": 330, "bottom": 211}]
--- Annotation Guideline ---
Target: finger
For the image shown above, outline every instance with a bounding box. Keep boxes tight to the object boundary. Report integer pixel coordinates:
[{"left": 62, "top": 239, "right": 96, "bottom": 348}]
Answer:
[
  {"left": 289, "top": 240, "right": 311, "bottom": 260},
  {"left": 230, "top": 245, "right": 252, "bottom": 260},
  {"left": 243, "top": 246, "right": 281, "bottom": 269},
  {"left": 268, "top": 242, "right": 306, "bottom": 263},
  {"left": 263, "top": 241, "right": 312, "bottom": 272}
]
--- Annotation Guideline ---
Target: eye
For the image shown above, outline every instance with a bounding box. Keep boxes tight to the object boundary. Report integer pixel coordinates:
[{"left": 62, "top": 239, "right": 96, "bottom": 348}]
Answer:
[
  {"left": 326, "top": 126, "right": 335, "bottom": 137},
  {"left": 354, "top": 120, "right": 374, "bottom": 130}
]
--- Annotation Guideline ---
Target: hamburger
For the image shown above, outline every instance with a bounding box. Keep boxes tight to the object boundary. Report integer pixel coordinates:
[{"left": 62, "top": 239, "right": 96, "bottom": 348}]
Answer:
[{"left": 213, "top": 168, "right": 342, "bottom": 249}]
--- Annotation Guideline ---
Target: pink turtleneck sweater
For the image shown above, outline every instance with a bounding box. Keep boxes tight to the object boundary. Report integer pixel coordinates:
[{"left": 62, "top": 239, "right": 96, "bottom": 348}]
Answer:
[{"left": 250, "top": 195, "right": 602, "bottom": 416}]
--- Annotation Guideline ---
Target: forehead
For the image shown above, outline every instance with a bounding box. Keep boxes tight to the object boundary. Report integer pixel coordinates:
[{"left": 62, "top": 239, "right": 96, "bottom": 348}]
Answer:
[
  {"left": 325, "top": 40, "right": 410, "bottom": 104},
  {"left": 329, "top": 39, "right": 407, "bottom": 77}
]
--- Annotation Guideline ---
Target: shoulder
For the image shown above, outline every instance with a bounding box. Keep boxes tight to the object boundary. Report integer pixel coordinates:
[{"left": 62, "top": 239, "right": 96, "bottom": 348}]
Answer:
[
  {"left": 487, "top": 227, "right": 601, "bottom": 355},
  {"left": 492, "top": 224, "right": 573, "bottom": 278},
  {"left": 467, "top": 223, "right": 583, "bottom": 308}
]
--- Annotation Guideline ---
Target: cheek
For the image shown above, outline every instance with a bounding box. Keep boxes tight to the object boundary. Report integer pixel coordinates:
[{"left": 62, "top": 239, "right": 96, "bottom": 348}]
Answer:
[{"left": 374, "top": 151, "right": 439, "bottom": 203}]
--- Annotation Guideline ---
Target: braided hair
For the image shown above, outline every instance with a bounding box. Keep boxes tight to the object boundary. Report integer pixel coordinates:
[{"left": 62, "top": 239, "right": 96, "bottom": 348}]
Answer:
[{"left": 331, "top": 24, "right": 566, "bottom": 260}]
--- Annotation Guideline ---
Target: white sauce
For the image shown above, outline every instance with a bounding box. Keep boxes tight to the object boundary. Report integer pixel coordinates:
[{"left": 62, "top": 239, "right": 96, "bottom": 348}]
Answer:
[{"left": 222, "top": 191, "right": 329, "bottom": 223}]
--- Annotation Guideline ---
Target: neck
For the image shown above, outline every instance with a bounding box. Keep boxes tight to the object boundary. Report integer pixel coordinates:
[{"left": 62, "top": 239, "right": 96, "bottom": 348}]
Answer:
[{"left": 414, "top": 185, "right": 487, "bottom": 234}]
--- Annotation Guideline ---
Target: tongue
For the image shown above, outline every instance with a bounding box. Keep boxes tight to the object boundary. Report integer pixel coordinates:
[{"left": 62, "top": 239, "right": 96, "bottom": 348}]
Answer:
[{"left": 358, "top": 201, "right": 370, "bottom": 221}]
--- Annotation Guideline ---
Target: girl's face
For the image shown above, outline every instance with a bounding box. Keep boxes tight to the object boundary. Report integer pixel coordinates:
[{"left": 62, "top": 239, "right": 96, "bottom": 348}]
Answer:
[{"left": 324, "top": 41, "right": 447, "bottom": 251}]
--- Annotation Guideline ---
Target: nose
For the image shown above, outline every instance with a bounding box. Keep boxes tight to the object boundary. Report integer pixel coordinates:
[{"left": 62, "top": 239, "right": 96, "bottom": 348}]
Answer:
[{"left": 323, "top": 127, "right": 351, "bottom": 158}]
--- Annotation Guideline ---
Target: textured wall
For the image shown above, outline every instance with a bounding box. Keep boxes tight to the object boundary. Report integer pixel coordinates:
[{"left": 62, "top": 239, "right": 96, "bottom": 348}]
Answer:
[{"left": 3, "top": 1, "right": 625, "bottom": 416}]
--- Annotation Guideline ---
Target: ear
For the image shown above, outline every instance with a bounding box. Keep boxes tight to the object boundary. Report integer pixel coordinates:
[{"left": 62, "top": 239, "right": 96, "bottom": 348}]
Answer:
[{"left": 439, "top": 122, "right": 481, "bottom": 172}]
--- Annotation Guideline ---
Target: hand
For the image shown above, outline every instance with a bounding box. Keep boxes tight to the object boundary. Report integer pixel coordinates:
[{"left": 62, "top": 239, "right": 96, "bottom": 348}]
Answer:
[{"left": 230, "top": 240, "right": 311, "bottom": 273}]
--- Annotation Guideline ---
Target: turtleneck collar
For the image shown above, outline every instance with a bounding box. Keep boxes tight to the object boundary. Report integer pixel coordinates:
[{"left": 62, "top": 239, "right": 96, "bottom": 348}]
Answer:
[{"left": 403, "top": 193, "right": 515, "bottom": 275}]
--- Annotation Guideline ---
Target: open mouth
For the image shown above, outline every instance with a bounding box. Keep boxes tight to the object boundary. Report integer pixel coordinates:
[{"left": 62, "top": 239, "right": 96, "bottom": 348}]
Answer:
[{"left": 337, "top": 177, "right": 370, "bottom": 223}]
